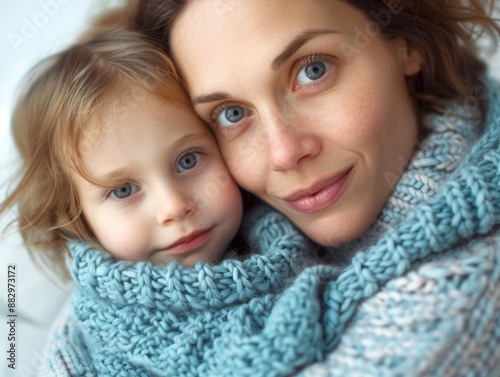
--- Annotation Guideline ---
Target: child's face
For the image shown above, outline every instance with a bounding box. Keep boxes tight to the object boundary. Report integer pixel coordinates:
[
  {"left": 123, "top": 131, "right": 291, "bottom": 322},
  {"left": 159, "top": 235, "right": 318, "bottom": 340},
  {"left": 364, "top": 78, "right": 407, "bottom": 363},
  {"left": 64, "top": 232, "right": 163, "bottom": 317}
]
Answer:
[{"left": 73, "top": 93, "right": 243, "bottom": 266}]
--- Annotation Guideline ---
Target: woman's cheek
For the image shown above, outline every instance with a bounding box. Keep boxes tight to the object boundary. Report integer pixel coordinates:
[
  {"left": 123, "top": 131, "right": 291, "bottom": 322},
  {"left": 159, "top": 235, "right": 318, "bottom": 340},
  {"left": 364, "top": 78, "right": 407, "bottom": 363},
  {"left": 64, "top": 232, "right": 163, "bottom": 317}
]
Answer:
[{"left": 221, "top": 138, "right": 265, "bottom": 192}]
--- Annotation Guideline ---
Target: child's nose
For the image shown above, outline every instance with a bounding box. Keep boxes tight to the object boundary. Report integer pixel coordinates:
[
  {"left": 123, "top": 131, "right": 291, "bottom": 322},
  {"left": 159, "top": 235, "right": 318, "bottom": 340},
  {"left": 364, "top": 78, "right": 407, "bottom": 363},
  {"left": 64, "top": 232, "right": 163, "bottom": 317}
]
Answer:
[{"left": 156, "top": 186, "right": 196, "bottom": 224}]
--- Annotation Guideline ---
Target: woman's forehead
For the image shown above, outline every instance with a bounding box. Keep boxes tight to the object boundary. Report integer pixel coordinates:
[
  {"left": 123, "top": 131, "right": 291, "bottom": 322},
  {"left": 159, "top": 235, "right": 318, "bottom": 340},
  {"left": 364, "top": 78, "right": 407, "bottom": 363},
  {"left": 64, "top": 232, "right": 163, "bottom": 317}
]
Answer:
[
  {"left": 170, "top": 0, "right": 364, "bottom": 89},
  {"left": 172, "top": 0, "right": 361, "bottom": 44}
]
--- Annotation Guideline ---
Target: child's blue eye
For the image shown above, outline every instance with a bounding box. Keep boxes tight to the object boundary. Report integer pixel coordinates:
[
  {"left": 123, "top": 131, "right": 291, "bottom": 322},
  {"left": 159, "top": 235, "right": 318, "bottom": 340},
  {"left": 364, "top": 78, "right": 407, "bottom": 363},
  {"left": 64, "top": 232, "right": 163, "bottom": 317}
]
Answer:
[
  {"left": 109, "top": 183, "right": 139, "bottom": 199},
  {"left": 177, "top": 152, "right": 202, "bottom": 172},
  {"left": 297, "top": 61, "right": 330, "bottom": 85}
]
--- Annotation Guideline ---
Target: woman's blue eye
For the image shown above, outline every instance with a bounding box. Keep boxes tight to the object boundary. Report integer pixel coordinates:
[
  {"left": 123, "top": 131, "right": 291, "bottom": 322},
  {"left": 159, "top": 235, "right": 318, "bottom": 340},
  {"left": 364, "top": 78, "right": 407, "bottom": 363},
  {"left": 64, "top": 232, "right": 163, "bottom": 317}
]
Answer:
[
  {"left": 177, "top": 152, "right": 201, "bottom": 172},
  {"left": 297, "top": 61, "right": 330, "bottom": 86},
  {"left": 217, "top": 105, "right": 245, "bottom": 127},
  {"left": 109, "top": 183, "right": 139, "bottom": 199}
]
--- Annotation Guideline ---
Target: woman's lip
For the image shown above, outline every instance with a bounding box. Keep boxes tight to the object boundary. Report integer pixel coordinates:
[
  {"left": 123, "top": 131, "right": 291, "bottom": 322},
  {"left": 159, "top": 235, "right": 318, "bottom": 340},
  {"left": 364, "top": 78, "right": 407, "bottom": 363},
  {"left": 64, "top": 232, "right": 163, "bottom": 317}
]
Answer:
[
  {"left": 160, "top": 228, "right": 213, "bottom": 255},
  {"left": 282, "top": 167, "right": 352, "bottom": 214}
]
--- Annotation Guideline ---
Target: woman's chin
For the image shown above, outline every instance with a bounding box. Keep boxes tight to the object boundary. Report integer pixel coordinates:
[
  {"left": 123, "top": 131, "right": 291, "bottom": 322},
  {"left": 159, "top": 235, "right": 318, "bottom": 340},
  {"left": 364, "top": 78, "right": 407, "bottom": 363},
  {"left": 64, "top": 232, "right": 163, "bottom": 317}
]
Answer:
[{"left": 297, "top": 215, "right": 376, "bottom": 248}]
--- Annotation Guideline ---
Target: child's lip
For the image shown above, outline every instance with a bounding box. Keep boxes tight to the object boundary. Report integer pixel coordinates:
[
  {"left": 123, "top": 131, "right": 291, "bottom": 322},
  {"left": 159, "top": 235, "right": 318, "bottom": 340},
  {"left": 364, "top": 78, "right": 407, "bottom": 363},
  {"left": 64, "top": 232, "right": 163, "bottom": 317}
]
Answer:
[{"left": 160, "top": 227, "right": 214, "bottom": 254}]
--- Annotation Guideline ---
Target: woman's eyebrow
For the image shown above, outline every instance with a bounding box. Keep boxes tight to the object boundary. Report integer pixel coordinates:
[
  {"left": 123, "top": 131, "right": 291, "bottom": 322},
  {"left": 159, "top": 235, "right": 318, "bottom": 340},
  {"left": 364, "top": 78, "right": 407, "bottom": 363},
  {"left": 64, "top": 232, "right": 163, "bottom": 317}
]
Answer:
[
  {"left": 192, "top": 29, "right": 339, "bottom": 106},
  {"left": 193, "top": 92, "right": 231, "bottom": 106},
  {"left": 271, "top": 28, "right": 340, "bottom": 71}
]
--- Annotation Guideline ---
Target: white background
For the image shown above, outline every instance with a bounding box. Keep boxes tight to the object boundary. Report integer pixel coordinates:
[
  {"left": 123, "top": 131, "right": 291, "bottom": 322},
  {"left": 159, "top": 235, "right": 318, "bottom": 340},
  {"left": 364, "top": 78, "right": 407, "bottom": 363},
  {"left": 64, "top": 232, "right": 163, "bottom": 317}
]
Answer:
[{"left": 0, "top": 1, "right": 499, "bottom": 376}]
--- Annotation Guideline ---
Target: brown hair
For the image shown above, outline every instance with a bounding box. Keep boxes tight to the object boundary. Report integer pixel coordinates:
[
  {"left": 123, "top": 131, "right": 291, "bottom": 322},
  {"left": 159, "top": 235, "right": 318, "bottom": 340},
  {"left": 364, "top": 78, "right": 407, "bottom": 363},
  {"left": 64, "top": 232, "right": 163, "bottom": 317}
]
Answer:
[
  {"left": 0, "top": 29, "right": 190, "bottom": 276},
  {"left": 132, "top": 0, "right": 500, "bottom": 111}
]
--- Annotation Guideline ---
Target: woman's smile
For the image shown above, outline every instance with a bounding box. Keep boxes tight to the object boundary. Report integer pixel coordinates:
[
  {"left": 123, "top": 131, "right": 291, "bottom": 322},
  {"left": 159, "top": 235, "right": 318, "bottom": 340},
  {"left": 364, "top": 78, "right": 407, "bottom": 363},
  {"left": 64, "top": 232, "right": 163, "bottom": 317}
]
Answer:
[{"left": 281, "top": 167, "right": 352, "bottom": 214}]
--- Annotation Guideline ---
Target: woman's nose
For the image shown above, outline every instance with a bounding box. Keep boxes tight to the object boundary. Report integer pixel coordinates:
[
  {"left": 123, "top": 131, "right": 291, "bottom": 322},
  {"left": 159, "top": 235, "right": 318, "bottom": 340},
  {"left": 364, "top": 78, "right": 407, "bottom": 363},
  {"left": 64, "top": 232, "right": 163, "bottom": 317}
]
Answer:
[
  {"left": 262, "top": 109, "right": 321, "bottom": 171},
  {"left": 155, "top": 184, "right": 196, "bottom": 225}
]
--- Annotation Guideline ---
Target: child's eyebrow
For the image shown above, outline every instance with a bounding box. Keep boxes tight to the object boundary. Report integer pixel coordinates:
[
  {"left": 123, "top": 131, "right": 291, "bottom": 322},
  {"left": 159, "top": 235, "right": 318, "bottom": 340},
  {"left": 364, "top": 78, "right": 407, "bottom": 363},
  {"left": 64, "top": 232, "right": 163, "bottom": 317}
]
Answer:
[
  {"left": 172, "top": 132, "right": 212, "bottom": 148},
  {"left": 92, "top": 167, "right": 132, "bottom": 184},
  {"left": 90, "top": 133, "right": 212, "bottom": 183}
]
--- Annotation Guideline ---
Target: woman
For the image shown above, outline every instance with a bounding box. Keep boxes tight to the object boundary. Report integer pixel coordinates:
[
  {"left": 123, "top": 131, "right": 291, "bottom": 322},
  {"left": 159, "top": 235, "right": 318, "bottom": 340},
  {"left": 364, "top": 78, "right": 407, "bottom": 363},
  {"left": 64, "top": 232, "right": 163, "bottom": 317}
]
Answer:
[{"left": 131, "top": 0, "right": 500, "bottom": 375}]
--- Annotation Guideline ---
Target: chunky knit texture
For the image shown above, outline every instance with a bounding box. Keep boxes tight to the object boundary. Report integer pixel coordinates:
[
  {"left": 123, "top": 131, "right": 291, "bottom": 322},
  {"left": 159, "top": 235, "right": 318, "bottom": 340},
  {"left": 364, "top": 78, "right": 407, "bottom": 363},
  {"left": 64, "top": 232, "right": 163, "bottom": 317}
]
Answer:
[{"left": 43, "top": 84, "right": 500, "bottom": 377}]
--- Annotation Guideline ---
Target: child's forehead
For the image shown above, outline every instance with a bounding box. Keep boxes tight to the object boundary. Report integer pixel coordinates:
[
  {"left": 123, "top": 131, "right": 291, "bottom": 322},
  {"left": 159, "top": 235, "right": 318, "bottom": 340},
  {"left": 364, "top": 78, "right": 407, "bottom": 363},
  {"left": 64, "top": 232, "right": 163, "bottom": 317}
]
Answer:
[
  {"left": 79, "top": 90, "right": 212, "bottom": 151},
  {"left": 100, "top": 83, "right": 191, "bottom": 119},
  {"left": 101, "top": 90, "right": 186, "bottom": 128}
]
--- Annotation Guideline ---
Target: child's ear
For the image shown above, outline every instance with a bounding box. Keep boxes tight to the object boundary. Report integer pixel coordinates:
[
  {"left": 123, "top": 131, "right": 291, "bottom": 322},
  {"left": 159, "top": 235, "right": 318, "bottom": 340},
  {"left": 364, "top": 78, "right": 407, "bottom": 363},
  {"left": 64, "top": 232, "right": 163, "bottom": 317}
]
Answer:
[{"left": 400, "top": 38, "right": 423, "bottom": 76}]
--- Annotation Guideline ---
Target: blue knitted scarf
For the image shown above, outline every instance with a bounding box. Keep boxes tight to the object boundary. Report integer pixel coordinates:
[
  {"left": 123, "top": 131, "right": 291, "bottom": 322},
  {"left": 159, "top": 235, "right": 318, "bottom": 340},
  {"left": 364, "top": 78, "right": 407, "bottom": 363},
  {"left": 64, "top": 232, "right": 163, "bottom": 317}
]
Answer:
[{"left": 51, "top": 87, "right": 500, "bottom": 377}]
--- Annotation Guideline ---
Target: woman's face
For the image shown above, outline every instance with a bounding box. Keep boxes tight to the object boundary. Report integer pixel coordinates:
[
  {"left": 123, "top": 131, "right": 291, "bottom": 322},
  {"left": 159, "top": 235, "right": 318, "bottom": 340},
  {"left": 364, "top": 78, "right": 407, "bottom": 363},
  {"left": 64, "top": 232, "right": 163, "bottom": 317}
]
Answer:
[{"left": 171, "top": 0, "right": 423, "bottom": 246}]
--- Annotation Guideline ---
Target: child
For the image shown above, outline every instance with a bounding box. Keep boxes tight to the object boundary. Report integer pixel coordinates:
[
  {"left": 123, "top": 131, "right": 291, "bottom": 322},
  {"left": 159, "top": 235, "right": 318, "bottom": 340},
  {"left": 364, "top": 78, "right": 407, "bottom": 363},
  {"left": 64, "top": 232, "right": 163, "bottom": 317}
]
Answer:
[
  {"left": 1, "top": 28, "right": 318, "bottom": 376},
  {"left": 1, "top": 29, "right": 243, "bottom": 270}
]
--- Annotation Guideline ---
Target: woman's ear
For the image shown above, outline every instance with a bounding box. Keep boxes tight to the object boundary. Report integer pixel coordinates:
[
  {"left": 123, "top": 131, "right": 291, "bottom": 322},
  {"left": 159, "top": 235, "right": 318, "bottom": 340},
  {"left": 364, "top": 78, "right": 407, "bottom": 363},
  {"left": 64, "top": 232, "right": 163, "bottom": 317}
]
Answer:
[{"left": 400, "top": 38, "right": 423, "bottom": 76}]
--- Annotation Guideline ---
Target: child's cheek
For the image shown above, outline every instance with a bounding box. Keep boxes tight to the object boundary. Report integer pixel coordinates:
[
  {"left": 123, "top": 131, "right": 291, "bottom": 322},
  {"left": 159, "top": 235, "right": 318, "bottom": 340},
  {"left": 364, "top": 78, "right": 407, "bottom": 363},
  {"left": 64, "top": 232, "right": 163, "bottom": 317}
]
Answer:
[{"left": 92, "top": 215, "right": 149, "bottom": 262}]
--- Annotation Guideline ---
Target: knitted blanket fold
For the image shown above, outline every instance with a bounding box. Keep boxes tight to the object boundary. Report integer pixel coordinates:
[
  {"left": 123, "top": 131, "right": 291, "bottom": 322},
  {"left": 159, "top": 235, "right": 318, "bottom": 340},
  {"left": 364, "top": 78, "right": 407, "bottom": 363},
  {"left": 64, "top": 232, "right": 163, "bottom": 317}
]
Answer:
[
  {"left": 48, "top": 212, "right": 323, "bottom": 377},
  {"left": 44, "top": 85, "right": 500, "bottom": 377}
]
